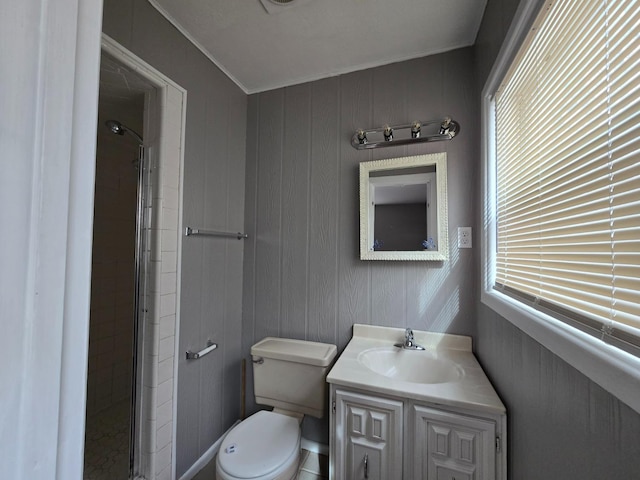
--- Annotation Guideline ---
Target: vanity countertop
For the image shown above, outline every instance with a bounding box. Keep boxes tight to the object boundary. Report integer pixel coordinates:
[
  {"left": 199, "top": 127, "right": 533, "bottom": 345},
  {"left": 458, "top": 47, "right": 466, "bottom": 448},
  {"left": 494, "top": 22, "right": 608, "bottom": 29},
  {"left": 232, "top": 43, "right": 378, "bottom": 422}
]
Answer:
[{"left": 326, "top": 324, "right": 506, "bottom": 415}]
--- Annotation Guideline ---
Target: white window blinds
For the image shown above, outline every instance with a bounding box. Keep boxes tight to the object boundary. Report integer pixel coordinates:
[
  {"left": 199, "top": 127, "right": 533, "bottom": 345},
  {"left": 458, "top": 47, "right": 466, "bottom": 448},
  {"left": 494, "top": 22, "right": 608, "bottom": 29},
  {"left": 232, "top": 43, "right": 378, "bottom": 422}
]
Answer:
[{"left": 494, "top": 0, "right": 640, "bottom": 349}]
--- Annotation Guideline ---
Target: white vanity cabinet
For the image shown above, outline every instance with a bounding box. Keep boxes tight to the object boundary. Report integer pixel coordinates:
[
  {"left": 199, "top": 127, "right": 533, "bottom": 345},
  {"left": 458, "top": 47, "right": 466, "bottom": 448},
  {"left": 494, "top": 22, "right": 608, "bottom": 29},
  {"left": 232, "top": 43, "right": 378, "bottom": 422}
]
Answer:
[
  {"left": 326, "top": 325, "right": 507, "bottom": 480},
  {"left": 411, "top": 405, "right": 498, "bottom": 480},
  {"left": 333, "top": 389, "right": 403, "bottom": 480},
  {"left": 330, "top": 386, "right": 506, "bottom": 480}
]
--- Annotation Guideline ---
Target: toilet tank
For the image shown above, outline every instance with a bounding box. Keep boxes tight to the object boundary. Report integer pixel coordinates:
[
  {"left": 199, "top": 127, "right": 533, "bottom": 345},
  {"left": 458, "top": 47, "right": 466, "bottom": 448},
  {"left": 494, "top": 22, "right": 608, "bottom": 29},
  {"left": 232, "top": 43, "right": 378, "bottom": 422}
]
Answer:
[{"left": 251, "top": 337, "right": 337, "bottom": 418}]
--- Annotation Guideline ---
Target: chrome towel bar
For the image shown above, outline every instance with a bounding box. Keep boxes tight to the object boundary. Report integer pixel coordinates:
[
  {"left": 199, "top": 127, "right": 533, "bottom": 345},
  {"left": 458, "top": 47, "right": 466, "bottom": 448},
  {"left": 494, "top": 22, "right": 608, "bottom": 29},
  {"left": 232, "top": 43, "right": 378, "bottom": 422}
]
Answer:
[
  {"left": 186, "top": 340, "right": 218, "bottom": 360},
  {"left": 185, "top": 227, "right": 248, "bottom": 239}
]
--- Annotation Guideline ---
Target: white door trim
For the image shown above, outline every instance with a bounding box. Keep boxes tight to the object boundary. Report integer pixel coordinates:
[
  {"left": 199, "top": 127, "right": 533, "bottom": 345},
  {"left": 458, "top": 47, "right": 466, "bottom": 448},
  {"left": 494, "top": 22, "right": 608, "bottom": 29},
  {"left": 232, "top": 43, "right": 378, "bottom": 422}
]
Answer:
[{"left": 101, "top": 34, "right": 187, "bottom": 480}]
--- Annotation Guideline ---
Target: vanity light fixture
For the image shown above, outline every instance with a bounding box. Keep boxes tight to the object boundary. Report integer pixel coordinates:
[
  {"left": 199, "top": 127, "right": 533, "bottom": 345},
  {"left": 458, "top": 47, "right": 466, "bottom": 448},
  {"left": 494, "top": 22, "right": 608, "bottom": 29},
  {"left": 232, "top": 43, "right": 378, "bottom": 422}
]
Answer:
[
  {"left": 383, "top": 125, "right": 393, "bottom": 141},
  {"left": 439, "top": 117, "right": 454, "bottom": 135},
  {"left": 411, "top": 121, "right": 421, "bottom": 138},
  {"left": 351, "top": 116, "right": 460, "bottom": 150}
]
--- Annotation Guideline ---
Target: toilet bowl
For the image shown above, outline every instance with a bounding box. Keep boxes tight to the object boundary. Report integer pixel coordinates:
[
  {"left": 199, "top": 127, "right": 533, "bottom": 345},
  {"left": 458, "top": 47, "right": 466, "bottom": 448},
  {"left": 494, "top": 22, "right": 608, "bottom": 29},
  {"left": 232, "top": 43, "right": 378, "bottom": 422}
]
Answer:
[
  {"left": 215, "top": 337, "right": 337, "bottom": 480},
  {"left": 216, "top": 411, "right": 301, "bottom": 480}
]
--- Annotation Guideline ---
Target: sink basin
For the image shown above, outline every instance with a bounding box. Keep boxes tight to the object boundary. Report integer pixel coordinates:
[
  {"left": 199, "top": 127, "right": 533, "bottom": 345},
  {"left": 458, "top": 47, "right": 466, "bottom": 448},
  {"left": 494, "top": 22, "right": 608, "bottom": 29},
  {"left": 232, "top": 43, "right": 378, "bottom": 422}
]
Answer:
[{"left": 357, "top": 347, "right": 463, "bottom": 384}]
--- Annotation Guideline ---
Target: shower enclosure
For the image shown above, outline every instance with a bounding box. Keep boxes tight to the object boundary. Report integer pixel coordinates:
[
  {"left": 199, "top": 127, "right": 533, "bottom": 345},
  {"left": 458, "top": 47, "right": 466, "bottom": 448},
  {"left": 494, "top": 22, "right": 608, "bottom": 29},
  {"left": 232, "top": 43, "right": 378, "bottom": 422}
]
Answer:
[
  {"left": 86, "top": 38, "right": 186, "bottom": 479},
  {"left": 84, "top": 54, "right": 152, "bottom": 479}
]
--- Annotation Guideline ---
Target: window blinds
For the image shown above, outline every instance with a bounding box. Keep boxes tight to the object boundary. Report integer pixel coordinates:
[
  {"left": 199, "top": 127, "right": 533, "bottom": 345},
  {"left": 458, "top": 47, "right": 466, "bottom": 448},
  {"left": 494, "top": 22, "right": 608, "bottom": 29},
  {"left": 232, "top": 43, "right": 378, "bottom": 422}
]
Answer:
[{"left": 494, "top": 0, "right": 640, "bottom": 348}]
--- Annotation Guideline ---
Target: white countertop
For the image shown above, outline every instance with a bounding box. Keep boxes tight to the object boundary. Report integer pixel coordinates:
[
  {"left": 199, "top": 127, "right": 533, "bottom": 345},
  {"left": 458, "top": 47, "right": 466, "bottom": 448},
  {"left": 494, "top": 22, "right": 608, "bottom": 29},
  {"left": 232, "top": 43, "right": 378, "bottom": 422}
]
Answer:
[{"left": 326, "top": 324, "right": 506, "bottom": 415}]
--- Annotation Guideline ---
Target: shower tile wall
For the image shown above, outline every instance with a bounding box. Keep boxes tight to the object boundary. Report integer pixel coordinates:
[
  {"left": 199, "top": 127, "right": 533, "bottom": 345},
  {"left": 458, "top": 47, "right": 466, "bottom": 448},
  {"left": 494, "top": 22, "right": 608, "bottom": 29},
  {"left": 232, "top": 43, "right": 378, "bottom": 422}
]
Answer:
[
  {"left": 137, "top": 84, "right": 185, "bottom": 480},
  {"left": 87, "top": 100, "right": 144, "bottom": 418}
]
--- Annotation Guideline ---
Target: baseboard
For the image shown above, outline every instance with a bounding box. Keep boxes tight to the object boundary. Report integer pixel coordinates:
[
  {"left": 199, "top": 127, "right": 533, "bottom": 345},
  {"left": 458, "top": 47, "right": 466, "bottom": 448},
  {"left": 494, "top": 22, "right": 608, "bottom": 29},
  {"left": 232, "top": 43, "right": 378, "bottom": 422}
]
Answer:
[
  {"left": 178, "top": 420, "right": 240, "bottom": 480},
  {"left": 301, "top": 437, "right": 329, "bottom": 457}
]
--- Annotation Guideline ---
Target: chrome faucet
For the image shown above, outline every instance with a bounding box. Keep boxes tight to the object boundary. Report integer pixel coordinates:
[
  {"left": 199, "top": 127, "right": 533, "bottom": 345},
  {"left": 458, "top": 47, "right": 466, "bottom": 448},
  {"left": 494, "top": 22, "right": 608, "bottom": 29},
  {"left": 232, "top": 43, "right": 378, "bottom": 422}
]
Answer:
[{"left": 395, "top": 328, "right": 425, "bottom": 350}]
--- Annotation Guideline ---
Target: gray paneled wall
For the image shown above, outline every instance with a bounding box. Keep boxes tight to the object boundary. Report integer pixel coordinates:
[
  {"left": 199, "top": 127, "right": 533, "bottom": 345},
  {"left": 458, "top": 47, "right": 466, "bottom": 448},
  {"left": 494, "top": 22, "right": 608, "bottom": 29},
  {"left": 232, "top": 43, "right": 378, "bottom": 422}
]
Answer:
[
  {"left": 476, "top": 304, "right": 640, "bottom": 478},
  {"left": 473, "top": 0, "right": 640, "bottom": 478},
  {"left": 243, "top": 48, "right": 479, "bottom": 442},
  {"left": 102, "top": 2, "right": 247, "bottom": 477}
]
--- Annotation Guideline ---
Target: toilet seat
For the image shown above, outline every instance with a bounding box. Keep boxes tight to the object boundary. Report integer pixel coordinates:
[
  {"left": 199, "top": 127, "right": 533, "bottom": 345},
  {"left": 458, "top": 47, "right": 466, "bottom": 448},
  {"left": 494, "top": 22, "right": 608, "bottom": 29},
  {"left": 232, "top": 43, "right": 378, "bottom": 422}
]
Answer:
[{"left": 217, "top": 411, "right": 301, "bottom": 480}]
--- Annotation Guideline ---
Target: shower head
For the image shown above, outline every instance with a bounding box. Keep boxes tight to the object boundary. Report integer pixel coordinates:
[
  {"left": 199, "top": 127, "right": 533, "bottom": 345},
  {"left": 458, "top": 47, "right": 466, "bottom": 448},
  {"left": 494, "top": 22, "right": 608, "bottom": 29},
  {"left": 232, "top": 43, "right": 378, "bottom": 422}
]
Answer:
[
  {"left": 106, "top": 119, "right": 124, "bottom": 135},
  {"left": 105, "top": 119, "right": 143, "bottom": 144}
]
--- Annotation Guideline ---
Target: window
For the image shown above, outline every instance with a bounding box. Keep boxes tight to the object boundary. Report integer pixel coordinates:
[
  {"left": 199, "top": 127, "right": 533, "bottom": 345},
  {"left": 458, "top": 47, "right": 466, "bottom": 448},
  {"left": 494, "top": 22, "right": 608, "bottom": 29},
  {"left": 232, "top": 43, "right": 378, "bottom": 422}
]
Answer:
[
  {"left": 492, "top": 0, "right": 640, "bottom": 353},
  {"left": 481, "top": 0, "right": 640, "bottom": 408}
]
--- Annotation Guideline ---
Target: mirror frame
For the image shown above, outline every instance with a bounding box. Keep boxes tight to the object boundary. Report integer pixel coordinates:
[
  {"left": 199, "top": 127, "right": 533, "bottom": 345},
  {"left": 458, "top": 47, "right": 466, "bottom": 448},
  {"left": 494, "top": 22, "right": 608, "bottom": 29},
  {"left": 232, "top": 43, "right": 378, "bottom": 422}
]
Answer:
[{"left": 359, "top": 152, "right": 449, "bottom": 261}]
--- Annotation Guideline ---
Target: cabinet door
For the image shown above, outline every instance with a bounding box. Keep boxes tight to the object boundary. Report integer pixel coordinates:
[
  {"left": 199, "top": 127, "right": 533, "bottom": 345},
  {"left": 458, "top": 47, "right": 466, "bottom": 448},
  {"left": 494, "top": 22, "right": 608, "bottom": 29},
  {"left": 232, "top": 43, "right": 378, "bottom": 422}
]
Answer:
[
  {"left": 412, "top": 405, "right": 496, "bottom": 480},
  {"left": 334, "top": 389, "right": 403, "bottom": 480}
]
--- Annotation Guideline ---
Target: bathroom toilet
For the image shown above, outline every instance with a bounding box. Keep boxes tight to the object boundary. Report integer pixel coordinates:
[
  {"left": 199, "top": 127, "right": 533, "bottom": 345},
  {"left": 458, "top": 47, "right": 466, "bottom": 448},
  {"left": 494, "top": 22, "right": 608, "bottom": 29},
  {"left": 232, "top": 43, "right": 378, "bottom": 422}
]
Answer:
[{"left": 216, "top": 337, "right": 337, "bottom": 480}]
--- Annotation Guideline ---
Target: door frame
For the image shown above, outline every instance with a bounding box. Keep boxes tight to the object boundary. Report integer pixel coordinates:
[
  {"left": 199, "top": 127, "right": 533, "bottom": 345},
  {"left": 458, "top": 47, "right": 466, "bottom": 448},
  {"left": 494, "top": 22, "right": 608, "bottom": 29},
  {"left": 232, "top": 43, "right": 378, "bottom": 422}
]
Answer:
[{"left": 101, "top": 34, "right": 187, "bottom": 480}]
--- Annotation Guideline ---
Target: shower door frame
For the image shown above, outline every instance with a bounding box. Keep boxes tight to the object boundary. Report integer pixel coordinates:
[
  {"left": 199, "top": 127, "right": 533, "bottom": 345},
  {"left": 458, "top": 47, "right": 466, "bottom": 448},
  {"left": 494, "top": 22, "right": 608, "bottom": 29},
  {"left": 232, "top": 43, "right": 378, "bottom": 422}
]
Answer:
[
  {"left": 130, "top": 141, "right": 147, "bottom": 477},
  {"left": 101, "top": 34, "right": 186, "bottom": 480}
]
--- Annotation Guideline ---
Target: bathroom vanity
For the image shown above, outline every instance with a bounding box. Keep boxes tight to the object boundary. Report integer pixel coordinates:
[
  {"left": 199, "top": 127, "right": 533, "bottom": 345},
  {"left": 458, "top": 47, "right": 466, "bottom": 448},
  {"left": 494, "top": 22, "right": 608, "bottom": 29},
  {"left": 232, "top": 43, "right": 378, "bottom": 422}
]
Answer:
[{"left": 326, "top": 325, "right": 507, "bottom": 480}]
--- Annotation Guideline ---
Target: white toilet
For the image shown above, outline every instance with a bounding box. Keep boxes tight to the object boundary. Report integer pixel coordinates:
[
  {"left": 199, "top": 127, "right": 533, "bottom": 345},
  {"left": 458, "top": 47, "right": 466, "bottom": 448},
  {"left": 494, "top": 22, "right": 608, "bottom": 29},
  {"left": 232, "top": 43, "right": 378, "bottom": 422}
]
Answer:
[{"left": 216, "top": 337, "right": 337, "bottom": 480}]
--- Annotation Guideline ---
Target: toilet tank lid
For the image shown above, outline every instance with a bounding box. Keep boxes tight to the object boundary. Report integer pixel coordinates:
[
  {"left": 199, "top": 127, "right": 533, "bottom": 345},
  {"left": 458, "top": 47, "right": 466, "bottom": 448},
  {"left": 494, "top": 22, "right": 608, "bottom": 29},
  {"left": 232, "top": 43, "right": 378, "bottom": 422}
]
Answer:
[{"left": 251, "top": 337, "right": 337, "bottom": 366}]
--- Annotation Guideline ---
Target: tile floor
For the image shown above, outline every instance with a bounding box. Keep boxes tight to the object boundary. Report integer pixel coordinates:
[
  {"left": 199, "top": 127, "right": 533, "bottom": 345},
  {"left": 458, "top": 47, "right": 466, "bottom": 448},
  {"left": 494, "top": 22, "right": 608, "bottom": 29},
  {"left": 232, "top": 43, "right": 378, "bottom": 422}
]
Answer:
[
  {"left": 83, "top": 399, "right": 131, "bottom": 480},
  {"left": 193, "top": 448, "right": 328, "bottom": 480},
  {"left": 82, "top": 400, "right": 329, "bottom": 480}
]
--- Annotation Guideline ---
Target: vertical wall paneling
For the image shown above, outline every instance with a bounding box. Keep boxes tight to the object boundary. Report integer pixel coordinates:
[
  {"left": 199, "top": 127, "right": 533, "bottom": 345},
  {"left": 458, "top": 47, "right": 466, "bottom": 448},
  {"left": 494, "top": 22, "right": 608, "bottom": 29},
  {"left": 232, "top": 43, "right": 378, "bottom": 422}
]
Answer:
[
  {"left": 197, "top": 76, "right": 231, "bottom": 453},
  {"left": 281, "top": 84, "right": 312, "bottom": 340},
  {"left": 175, "top": 243, "right": 201, "bottom": 476},
  {"left": 337, "top": 70, "right": 373, "bottom": 349},
  {"left": 244, "top": 48, "right": 479, "bottom": 444},
  {"left": 174, "top": 68, "right": 205, "bottom": 474},
  {"left": 308, "top": 78, "right": 341, "bottom": 345},
  {"left": 221, "top": 90, "right": 247, "bottom": 423},
  {"left": 255, "top": 90, "right": 285, "bottom": 341},
  {"left": 370, "top": 63, "right": 409, "bottom": 327},
  {"left": 403, "top": 55, "right": 449, "bottom": 332},
  {"left": 241, "top": 95, "right": 260, "bottom": 416},
  {"left": 243, "top": 95, "right": 259, "bottom": 355},
  {"left": 476, "top": 304, "right": 640, "bottom": 478},
  {"left": 405, "top": 55, "right": 445, "bottom": 145},
  {"left": 103, "top": 2, "right": 247, "bottom": 477},
  {"left": 382, "top": 64, "right": 410, "bottom": 326}
]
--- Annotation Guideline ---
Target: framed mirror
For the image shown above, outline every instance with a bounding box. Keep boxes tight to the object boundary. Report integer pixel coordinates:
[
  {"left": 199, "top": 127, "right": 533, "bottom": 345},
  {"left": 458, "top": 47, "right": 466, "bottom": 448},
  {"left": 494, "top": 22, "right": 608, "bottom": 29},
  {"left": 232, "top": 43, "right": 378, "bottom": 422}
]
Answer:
[{"left": 359, "top": 153, "right": 448, "bottom": 261}]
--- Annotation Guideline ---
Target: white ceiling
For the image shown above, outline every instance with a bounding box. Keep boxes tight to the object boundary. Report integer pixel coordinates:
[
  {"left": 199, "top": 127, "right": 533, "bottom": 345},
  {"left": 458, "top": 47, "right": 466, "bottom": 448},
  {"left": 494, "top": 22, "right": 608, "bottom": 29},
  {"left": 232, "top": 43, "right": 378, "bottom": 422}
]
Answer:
[{"left": 148, "top": 0, "right": 487, "bottom": 94}]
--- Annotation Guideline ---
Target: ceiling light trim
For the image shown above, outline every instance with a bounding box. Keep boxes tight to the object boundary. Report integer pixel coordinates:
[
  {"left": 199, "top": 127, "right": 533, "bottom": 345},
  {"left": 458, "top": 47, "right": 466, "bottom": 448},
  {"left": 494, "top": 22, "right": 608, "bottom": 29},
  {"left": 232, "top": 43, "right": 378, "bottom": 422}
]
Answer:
[
  {"left": 259, "top": 0, "right": 314, "bottom": 15},
  {"left": 147, "top": 0, "right": 250, "bottom": 94}
]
